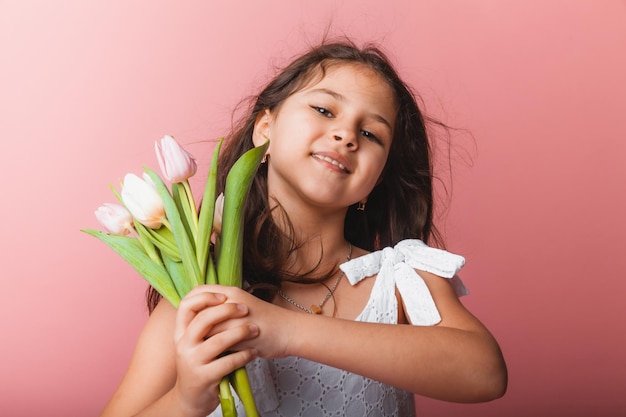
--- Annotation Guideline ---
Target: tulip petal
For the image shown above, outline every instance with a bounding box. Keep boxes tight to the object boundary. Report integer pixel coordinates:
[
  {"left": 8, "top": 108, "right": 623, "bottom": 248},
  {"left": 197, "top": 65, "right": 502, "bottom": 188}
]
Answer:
[
  {"left": 121, "top": 173, "right": 165, "bottom": 229},
  {"left": 94, "top": 203, "right": 134, "bottom": 235},
  {"left": 156, "top": 135, "right": 198, "bottom": 183},
  {"left": 213, "top": 193, "right": 224, "bottom": 236}
]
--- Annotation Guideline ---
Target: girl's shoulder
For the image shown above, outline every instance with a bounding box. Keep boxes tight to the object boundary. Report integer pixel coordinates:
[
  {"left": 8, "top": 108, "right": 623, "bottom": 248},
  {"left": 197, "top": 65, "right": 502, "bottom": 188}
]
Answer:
[
  {"left": 341, "top": 239, "right": 467, "bottom": 283},
  {"left": 341, "top": 239, "right": 469, "bottom": 326}
]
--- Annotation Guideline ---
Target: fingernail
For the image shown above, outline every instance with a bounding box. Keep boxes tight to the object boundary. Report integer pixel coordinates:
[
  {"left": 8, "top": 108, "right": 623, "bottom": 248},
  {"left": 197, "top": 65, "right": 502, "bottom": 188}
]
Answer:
[
  {"left": 237, "top": 303, "right": 248, "bottom": 312},
  {"left": 248, "top": 324, "right": 259, "bottom": 336},
  {"left": 215, "top": 293, "right": 226, "bottom": 302}
]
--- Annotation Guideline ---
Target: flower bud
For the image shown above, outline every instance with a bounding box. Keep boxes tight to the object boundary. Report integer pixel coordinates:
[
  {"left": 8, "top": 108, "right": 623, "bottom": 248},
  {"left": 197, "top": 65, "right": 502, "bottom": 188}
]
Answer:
[
  {"left": 155, "top": 135, "right": 197, "bottom": 183},
  {"left": 94, "top": 203, "right": 134, "bottom": 235},
  {"left": 213, "top": 192, "right": 224, "bottom": 236},
  {"left": 121, "top": 173, "right": 166, "bottom": 229}
]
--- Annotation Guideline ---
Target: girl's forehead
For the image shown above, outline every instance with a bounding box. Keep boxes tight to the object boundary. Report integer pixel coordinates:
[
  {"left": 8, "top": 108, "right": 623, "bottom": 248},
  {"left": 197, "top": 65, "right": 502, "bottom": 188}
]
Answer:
[
  {"left": 289, "top": 64, "right": 397, "bottom": 114},
  {"left": 295, "top": 63, "right": 398, "bottom": 122},
  {"left": 302, "top": 63, "right": 392, "bottom": 93}
]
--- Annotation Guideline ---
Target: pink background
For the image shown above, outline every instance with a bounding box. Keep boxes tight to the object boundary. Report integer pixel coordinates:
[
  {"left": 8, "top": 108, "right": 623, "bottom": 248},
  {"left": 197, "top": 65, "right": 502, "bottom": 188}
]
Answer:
[{"left": 1, "top": 1, "right": 625, "bottom": 416}]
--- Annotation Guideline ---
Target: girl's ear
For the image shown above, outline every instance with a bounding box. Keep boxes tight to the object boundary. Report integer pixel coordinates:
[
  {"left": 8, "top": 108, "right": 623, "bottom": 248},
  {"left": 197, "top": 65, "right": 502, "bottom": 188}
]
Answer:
[{"left": 252, "top": 108, "right": 272, "bottom": 147}]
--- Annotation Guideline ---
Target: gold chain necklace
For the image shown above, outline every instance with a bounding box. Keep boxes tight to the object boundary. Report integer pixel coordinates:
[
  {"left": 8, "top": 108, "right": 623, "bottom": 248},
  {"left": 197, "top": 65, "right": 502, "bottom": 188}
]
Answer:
[{"left": 277, "top": 243, "right": 352, "bottom": 315}]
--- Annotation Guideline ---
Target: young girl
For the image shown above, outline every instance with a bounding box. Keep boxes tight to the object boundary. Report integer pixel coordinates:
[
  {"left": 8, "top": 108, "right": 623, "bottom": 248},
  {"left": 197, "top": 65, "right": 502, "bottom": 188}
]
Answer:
[{"left": 101, "top": 40, "right": 507, "bottom": 417}]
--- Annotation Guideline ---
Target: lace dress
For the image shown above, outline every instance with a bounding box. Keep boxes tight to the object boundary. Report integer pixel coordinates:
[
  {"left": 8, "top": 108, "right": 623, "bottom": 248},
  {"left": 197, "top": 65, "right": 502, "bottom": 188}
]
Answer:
[{"left": 208, "top": 239, "right": 468, "bottom": 417}]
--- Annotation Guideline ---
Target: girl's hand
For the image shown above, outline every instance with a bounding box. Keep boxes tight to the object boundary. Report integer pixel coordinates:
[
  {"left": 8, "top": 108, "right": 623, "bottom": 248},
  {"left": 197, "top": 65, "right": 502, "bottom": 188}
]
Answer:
[
  {"left": 171, "top": 288, "right": 259, "bottom": 417},
  {"left": 199, "top": 285, "right": 297, "bottom": 360}
]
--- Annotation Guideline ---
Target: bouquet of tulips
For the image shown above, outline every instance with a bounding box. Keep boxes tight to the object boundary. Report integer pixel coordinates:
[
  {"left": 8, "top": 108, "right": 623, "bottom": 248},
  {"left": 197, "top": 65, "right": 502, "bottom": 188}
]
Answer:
[{"left": 83, "top": 135, "right": 268, "bottom": 417}]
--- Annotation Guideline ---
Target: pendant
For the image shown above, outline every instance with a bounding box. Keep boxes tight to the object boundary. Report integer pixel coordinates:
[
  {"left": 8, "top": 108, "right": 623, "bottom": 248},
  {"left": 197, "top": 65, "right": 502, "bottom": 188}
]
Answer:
[{"left": 310, "top": 305, "right": 322, "bottom": 314}]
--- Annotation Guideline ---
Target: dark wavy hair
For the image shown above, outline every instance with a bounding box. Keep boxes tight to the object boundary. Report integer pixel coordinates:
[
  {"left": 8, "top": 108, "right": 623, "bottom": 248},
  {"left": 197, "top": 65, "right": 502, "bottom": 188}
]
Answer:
[{"left": 148, "top": 39, "right": 445, "bottom": 310}]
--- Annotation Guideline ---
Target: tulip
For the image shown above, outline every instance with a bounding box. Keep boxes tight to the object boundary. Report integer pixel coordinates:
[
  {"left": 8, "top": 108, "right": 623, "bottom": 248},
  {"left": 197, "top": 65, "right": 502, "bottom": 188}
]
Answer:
[
  {"left": 84, "top": 138, "right": 268, "bottom": 417},
  {"left": 213, "top": 192, "right": 225, "bottom": 236},
  {"left": 155, "top": 135, "right": 197, "bottom": 183},
  {"left": 121, "top": 173, "right": 166, "bottom": 229},
  {"left": 94, "top": 203, "right": 134, "bottom": 235}
]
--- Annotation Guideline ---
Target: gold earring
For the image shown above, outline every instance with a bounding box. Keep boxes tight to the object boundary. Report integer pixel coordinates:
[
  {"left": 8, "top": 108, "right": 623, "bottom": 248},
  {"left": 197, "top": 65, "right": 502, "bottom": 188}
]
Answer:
[
  {"left": 357, "top": 201, "right": 366, "bottom": 211},
  {"left": 261, "top": 153, "right": 269, "bottom": 164}
]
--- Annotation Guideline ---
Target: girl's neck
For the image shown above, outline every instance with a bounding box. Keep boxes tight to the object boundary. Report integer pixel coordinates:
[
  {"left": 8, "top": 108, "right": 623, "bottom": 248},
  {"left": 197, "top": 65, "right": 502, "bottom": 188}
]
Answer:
[
  {"left": 269, "top": 196, "right": 350, "bottom": 275},
  {"left": 283, "top": 238, "right": 351, "bottom": 279}
]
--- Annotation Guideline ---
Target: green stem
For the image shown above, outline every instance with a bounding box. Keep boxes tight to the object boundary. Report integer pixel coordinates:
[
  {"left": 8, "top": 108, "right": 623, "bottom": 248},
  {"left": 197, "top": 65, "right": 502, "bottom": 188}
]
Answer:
[
  {"left": 173, "top": 182, "right": 198, "bottom": 245},
  {"left": 161, "top": 217, "right": 172, "bottom": 232},
  {"left": 219, "top": 377, "right": 237, "bottom": 417},
  {"left": 182, "top": 180, "right": 199, "bottom": 229},
  {"left": 144, "top": 226, "right": 181, "bottom": 261},
  {"left": 134, "top": 222, "right": 164, "bottom": 266},
  {"left": 206, "top": 253, "right": 217, "bottom": 285},
  {"left": 230, "top": 367, "right": 259, "bottom": 417}
]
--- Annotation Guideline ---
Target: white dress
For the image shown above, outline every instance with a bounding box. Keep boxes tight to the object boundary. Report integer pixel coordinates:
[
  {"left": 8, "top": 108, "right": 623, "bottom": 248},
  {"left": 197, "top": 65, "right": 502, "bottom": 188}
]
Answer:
[{"left": 208, "top": 239, "right": 468, "bottom": 417}]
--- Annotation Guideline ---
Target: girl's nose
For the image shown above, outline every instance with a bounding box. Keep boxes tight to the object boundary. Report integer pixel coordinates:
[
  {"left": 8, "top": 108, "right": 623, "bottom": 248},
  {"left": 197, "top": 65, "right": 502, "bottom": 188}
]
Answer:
[{"left": 333, "top": 133, "right": 357, "bottom": 149}]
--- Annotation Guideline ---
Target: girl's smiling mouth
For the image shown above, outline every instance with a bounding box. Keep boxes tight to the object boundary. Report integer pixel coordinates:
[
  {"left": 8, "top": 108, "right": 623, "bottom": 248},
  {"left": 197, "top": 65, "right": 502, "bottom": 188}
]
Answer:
[{"left": 311, "top": 152, "right": 351, "bottom": 173}]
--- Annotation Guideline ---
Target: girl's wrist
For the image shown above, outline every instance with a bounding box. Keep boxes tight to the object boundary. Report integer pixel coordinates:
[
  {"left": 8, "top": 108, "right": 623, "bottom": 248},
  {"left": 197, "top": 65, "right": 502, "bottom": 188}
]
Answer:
[
  {"left": 167, "top": 386, "right": 216, "bottom": 417},
  {"left": 281, "top": 310, "right": 322, "bottom": 358},
  {"left": 272, "top": 307, "right": 304, "bottom": 358}
]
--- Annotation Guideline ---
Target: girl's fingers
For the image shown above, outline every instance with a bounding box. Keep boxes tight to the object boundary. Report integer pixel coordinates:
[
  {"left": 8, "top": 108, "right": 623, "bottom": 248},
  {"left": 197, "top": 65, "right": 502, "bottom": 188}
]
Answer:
[
  {"left": 184, "top": 302, "right": 249, "bottom": 344},
  {"left": 197, "top": 323, "right": 260, "bottom": 363},
  {"left": 174, "top": 290, "right": 228, "bottom": 341},
  {"left": 174, "top": 286, "right": 260, "bottom": 366},
  {"left": 175, "top": 285, "right": 253, "bottom": 342},
  {"left": 201, "top": 348, "right": 259, "bottom": 381}
]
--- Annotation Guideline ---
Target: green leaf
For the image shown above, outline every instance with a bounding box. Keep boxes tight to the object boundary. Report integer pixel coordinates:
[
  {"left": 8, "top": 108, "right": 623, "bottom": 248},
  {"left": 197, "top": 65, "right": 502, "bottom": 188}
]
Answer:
[
  {"left": 196, "top": 139, "right": 222, "bottom": 283},
  {"left": 144, "top": 168, "right": 202, "bottom": 289},
  {"left": 206, "top": 252, "right": 217, "bottom": 285},
  {"left": 172, "top": 182, "right": 197, "bottom": 247},
  {"left": 140, "top": 224, "right": 182, "bottom": 262},
  {"left": 132, "top": 221, "right": 165, "bottom": 266},
  {"left": 217, "top": 141, "right": 268, "bottom": 288},
  {"left": 82, "top": 229, "right": 180, "bottom": 307},
  {"left": 162, "top": 255, "right": 191, "bottom": 298}
]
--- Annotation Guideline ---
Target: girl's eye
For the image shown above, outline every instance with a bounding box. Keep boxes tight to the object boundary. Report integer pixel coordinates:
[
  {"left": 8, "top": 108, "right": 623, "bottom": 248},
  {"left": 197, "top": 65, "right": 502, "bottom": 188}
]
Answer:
[
  {"left": 361, "top": 129, "right": 382, "bottom": 144},
  {"left": 312, "top": 106, "right": 333, "bottom": 118}
]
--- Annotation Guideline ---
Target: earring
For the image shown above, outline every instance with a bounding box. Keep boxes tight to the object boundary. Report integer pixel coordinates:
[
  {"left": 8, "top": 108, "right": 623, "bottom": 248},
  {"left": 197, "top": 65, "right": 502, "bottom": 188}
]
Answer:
[
  {"left": 261, "top": 153, "right": 269, "bottom": 164},
  {"left": 357, "top": 201, "right": 366, "bottom": 211}
]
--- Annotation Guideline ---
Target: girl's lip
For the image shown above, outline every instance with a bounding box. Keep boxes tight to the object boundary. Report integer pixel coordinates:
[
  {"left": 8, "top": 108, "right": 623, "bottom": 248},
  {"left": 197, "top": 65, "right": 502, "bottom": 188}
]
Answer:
[{"left": 311, "top": 152, "right": 351, "bottom": 173}]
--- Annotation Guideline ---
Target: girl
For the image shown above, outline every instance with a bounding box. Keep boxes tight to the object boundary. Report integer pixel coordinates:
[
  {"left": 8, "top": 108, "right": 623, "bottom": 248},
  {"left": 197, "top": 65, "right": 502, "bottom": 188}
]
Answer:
[{"left": 101, "top": 40, "right": 507, "bottom": 417}]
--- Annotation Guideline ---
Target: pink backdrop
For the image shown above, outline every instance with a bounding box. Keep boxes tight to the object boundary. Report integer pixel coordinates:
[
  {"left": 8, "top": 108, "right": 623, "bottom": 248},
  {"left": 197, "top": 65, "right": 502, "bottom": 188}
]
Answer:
[{"left": 1, "top": 1, "right": 625, "bottom": 416}]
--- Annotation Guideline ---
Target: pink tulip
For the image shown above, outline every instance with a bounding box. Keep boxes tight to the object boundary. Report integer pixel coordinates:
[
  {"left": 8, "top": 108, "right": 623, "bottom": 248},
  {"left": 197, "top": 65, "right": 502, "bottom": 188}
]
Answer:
[
  {"left": 121, "top": 173, "right": 166, "bottom": 229},
  {"left": 94, "top": 203, "right": 134, "bottom": 235},
  {"left": 213, "top": 192, "right": 224, "bottom": 236},
  {"left": 155, "top": 135, "right": 197, "bottom": 183}
]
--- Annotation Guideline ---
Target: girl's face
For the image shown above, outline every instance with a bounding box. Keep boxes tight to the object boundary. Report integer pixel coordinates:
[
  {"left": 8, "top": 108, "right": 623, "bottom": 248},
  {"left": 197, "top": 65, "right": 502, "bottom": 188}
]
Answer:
[{"left": 254, "top": 63, "right": 397, "bottom": 213}]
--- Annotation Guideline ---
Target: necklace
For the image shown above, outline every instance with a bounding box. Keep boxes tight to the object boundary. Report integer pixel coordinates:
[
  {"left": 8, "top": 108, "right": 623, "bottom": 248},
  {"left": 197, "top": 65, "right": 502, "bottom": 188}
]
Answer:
[{"left": 277, "top": 243, "right": 352, "bottom": 315}]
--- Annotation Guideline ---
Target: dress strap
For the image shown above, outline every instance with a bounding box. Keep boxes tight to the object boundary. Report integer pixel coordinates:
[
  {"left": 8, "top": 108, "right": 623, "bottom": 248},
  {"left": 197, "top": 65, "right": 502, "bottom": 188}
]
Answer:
[{"left": 340, "top": 239, "right": 468, "bottom": 326}]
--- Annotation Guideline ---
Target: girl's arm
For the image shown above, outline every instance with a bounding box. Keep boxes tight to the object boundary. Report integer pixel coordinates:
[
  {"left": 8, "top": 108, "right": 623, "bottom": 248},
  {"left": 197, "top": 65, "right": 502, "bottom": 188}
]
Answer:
[
  {"left": 297, "top": 270, "right": 508, "bottom": 402},
  {"left": 99, "top": 292, "right": 259, "bottom": 417},
  {"left": 211, "top": 271, "right": 507, "bottom": 403}
]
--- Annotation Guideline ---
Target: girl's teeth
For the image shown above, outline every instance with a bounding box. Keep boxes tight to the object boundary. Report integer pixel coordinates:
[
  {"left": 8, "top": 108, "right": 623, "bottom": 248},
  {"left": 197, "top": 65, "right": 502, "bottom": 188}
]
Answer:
[{"left": 313, "top": 154, "right": 347, "bottom": 171}]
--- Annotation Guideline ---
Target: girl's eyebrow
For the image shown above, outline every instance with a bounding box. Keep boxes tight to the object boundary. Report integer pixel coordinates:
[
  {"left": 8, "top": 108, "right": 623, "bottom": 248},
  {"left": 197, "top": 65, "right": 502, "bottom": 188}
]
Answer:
[
  {"left": 307, "top": 88, "right": 393, "bottom": 130},
  {"left": 309, "top": 88, "right": 344, "bottom": 101}
]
